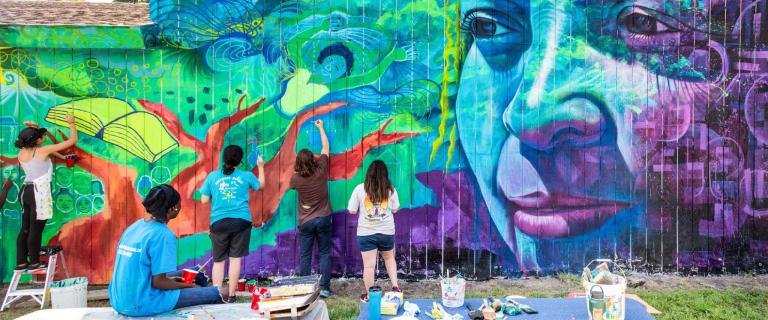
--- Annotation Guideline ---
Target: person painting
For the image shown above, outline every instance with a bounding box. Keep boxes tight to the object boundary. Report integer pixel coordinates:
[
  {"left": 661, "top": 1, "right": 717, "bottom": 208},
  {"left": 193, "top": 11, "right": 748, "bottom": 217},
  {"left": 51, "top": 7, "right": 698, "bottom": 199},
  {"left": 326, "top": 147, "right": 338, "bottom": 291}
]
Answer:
[
  {"left": 290, "top": 119, "right": 332, "bottom": 298},
  {"left": 200, "top": 145, "right": 264, "bottom": 302},
  {"left": 347, "top": 160, "right": 401, "bottom": 302},
  {"left": 13, "top": 116, "right": 78, "bottom": 271},
  {"left": 109, "top": 184, "right": 227, "bottom": 317}
]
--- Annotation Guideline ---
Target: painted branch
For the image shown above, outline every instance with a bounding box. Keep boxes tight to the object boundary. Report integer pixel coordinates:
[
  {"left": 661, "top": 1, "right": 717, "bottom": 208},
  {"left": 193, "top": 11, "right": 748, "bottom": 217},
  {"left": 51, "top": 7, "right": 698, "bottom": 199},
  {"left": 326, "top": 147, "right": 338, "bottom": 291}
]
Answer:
[
  {"left": 138, "top": 99, "right": 202, "bottom": 149},
  {"left": 204, "top": 97, "right": 266, "bottom": 158},
  {"left": 329, "top": 118, "right": 419, "bottom": 180}
]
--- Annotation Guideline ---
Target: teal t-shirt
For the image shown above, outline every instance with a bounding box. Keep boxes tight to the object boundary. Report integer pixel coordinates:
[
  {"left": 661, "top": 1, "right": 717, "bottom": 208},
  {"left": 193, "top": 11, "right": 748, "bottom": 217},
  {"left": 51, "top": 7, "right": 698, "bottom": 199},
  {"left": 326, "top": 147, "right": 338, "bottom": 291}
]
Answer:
[
  {"left": 108, "top": 219, "right": 180, "bottom": 317},
  {"left": 200, "top": 169, "right": 260, "bottom": 225}
]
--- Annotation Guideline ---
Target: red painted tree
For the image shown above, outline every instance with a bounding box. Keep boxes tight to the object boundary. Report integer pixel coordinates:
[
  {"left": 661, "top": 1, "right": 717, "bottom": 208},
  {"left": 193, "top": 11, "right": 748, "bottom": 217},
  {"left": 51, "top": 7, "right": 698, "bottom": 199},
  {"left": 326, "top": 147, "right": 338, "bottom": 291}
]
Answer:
[{"left": 33, "top": 97, "right": 417, "bottom": 283}]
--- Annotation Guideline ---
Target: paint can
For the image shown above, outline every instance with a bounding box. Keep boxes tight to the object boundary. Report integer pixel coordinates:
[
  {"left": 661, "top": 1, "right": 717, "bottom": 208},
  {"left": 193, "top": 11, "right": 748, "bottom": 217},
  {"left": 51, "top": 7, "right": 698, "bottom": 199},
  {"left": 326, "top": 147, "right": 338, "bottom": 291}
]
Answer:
[
  {"left": 440, "top": 276, "right": 466, "bottom": 308},
  {"left": 583, "top": 259, "right": 626, "bottom": 320},
  {"left": 181, "top": 269, "right": 198, "bottom": 284}
]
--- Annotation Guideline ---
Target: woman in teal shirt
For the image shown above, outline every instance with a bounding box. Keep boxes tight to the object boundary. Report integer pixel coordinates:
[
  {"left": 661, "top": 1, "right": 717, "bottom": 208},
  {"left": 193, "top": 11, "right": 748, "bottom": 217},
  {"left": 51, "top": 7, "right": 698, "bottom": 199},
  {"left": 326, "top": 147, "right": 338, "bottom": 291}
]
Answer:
[
  {"left": 201, "top": 145, "right": 264, "bottom": 302},
  {"left": 108, "top": 185, "right": 227, "bottom": 317}
]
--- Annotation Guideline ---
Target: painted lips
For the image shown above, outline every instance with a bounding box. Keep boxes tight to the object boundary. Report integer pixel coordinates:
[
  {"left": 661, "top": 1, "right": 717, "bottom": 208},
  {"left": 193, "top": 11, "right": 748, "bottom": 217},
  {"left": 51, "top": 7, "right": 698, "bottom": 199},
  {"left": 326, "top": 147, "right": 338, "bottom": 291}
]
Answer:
[{"left": 508, "top": 192, "right": 631, "bottom": 238}]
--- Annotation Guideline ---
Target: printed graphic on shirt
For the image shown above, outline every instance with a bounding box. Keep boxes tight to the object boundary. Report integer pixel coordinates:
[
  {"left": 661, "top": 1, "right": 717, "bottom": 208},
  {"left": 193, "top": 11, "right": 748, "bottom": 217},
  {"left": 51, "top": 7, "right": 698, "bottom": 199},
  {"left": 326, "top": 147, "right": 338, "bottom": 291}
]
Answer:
[
  {"left": 364, "top": 196, "right": 390, "bottom": 222},
  {"left": 117, "top": 244, "right": 141, "bottom": 257},
  {"left": 215, "top": 176, "right": 244, "bottom": 200}
]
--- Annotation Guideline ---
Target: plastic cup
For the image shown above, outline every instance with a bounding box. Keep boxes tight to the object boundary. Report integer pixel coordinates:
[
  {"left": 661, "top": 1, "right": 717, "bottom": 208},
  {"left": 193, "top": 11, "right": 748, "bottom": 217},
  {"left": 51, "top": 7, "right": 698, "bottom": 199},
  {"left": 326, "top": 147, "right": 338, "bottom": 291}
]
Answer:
[
  {"left": 250, "top": 287, "right": 269, "bottom": 310},
  {"left": 238, "top": 279, "right": 247, "bottom": 291},
  {"left": 65, "top": 157, "right": 76, "bottom": 168},
  {"left": 247, "top": 280, "right": 257, "bottom": 293},
  {"left": 181, "top": 269, "right": 198, "bottom": 284}
]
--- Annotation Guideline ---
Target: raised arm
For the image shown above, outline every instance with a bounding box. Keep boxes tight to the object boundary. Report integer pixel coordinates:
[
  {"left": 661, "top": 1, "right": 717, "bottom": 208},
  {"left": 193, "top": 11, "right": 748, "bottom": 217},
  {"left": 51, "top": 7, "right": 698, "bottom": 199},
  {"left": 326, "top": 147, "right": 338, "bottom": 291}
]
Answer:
[
  {"left": 38, "top": 115, "right": 78, "bottom": 157},
  {"left": 314, "top": 120, "right": 329, "bottom": 156},
  {"left": 256, "top": 156, "right": 265, "bottom": 186}
]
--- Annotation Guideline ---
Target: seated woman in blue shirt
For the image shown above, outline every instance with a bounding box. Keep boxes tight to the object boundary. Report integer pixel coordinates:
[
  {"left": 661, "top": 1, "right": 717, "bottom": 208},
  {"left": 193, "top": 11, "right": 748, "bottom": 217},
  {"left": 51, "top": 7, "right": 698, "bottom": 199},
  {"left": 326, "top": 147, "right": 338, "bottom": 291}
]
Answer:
[{"left": 108, "top": 184, "right": 228, "bottom": 317}]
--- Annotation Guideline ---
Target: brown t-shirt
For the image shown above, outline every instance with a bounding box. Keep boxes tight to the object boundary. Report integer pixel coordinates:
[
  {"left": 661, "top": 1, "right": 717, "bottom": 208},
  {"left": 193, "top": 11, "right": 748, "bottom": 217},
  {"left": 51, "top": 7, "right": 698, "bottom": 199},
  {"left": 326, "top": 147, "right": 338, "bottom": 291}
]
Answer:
[{"left": 290, "top": 154, "right": 331, "bottom": 225}]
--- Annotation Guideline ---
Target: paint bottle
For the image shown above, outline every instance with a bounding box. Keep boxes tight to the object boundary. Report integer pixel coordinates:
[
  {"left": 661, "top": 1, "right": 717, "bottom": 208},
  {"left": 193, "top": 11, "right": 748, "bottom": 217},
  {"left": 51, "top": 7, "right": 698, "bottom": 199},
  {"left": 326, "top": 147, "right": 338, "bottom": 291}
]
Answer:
[
  {"left": 588, "top": 285, "right": 606, "bottom": 320},
  {"left": 368, "top": 286, "right": 382, "bottom": 320}
]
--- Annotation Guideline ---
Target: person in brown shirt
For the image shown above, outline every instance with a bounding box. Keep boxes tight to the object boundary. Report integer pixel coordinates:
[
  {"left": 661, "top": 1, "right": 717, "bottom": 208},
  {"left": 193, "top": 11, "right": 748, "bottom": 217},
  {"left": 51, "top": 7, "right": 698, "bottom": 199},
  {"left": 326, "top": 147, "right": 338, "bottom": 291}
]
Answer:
[{"left": 289, "top": 119, "right": 333, "bottom": 297}]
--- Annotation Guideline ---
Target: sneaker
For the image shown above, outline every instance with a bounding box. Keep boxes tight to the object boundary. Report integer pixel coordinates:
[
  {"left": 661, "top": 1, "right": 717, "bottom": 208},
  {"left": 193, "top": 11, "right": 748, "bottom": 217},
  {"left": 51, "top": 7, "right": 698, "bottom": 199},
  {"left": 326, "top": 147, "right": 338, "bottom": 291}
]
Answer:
[
  {"left": 27, "top": 262, "right": 47, "bottom": 271},
  {"left": 319, "top": 289, "right": 332, "bottom": 298},
  {"left": 13, "top": 264, "right": 27, "bottom": 271},
  {"left": 359, "top": 293, "right": 369, "bottom": 303},
  {"left": 227, "top": 296, "right": 237, "bottom": 304}
]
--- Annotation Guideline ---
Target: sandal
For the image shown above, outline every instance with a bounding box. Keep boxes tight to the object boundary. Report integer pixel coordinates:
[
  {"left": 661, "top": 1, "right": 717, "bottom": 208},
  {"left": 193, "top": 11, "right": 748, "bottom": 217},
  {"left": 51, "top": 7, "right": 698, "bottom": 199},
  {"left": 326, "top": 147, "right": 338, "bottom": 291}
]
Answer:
[{"left": 359, "top": 293, "right": 369, "bottom": 303}]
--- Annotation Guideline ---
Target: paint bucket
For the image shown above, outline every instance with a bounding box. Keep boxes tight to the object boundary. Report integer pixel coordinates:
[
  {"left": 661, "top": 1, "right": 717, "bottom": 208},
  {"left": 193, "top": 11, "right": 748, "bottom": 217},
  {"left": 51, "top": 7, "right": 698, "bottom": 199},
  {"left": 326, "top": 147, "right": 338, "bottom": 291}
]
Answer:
[
  {"left": 237, "top": 279, "right": 247, "bottom": 291},
  {"left": 50, "top": 277, "right": 88, "bottom": 309},
  {"left": 583, "top": 259, "right": 626, "bottom": 320},
  {"left": 250, "top": 287, "right": 269, "bottom": 310},
  {"left": 440, "top": 276, "right": 466, "bottom": 308},
  {"left": 181, "top": 269, "right": 198, "bottom": 284}
]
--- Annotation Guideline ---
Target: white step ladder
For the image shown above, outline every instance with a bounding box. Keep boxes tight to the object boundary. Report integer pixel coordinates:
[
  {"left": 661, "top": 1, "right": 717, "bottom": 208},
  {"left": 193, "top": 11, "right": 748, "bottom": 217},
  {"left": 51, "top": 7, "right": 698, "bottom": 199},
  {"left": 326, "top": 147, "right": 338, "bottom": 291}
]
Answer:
[{"left": 1, "top": 248, "right": 68, "bottom": 311}]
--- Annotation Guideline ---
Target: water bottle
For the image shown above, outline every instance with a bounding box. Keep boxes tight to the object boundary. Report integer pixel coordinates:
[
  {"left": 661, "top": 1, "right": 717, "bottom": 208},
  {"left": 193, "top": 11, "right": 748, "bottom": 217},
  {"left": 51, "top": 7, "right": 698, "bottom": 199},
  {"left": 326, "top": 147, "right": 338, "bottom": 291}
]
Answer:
[{"left": 368, "top": 286, "right": 383, "bottom": 320}]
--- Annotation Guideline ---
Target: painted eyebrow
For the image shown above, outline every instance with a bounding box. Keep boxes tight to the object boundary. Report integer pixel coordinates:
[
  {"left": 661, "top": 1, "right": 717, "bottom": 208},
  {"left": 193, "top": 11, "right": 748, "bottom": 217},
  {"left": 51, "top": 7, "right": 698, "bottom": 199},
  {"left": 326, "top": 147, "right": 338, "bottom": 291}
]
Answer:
[{"left": 462, "top": 0, "right": 529, "bottom": 19}]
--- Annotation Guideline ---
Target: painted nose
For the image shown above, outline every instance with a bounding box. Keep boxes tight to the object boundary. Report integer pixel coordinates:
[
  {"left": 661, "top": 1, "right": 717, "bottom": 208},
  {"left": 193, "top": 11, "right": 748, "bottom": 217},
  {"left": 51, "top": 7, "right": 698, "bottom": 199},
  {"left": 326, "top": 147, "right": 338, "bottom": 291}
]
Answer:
[{"left": 506, "top": 94, "right": 612, "bottom": 150}]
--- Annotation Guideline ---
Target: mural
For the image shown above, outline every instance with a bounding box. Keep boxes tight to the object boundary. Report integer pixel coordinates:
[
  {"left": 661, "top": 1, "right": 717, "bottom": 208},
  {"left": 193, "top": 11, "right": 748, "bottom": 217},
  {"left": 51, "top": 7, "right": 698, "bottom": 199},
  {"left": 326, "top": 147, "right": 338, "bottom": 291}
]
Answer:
[{"left": 1, "top": 0, "right": 768, "bottom": 283}]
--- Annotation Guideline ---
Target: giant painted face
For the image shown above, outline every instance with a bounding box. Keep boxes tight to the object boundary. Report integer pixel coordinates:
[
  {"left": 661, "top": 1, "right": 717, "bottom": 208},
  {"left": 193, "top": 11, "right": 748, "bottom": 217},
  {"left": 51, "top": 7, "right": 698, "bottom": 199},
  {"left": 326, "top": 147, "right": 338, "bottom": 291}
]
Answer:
[{"left": 457, "top": 0, "right": 766, "bottom": 271}]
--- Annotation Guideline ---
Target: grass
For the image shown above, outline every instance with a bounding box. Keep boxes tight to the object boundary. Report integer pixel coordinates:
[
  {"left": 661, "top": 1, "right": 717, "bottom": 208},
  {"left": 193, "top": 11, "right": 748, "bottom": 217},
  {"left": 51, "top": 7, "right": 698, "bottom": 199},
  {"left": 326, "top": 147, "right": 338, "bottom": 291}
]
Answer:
[
  {"left": 638, "top": 289, "right": 768, "bottom": 320},
  {"left": 1, "top": 289, "right": 766, "bottom": 320}
]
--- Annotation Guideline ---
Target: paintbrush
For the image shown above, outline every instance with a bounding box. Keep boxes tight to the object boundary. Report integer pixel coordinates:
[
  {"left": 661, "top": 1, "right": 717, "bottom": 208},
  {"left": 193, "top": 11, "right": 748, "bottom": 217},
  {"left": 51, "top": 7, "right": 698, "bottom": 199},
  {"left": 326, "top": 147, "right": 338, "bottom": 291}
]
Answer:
[{"left": 197, "top": 257, "right": 213, "bottom": 272}]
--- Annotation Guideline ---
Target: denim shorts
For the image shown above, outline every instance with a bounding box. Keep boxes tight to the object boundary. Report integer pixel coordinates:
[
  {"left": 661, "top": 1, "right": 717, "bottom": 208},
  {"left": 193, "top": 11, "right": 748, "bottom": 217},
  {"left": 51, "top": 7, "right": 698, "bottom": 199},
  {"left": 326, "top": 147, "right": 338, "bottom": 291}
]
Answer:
[
  {"left": 357, "top": 233, "right": 395, "bottom": 252},
  {"left": 174, "top": 286, "right": 223, "bottom": 309}
]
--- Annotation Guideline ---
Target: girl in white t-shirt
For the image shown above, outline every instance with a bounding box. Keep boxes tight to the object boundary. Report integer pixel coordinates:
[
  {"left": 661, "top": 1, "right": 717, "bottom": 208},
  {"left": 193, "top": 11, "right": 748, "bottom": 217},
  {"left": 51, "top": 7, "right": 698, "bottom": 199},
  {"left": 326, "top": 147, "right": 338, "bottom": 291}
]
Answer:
[{"left": 347, "top": 160, "right": 401, "bottom": 302}]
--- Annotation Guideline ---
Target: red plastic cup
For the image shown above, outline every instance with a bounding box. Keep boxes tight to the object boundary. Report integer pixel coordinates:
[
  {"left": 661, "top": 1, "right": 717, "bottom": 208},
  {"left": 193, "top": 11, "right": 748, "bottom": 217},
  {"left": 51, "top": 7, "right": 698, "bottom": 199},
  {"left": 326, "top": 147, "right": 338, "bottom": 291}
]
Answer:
[
  {"left": 250, "top": 287, "right": 269, "bottom": 310},
  {"left": 247, "top": 282, "right": 257, "bottom": 293},
  {"left": 65, "top": 157, "right": 76, "bottom": 168},
  {"left": 237, "top": 279, "right": 247, "bottom": 291},
  {"left": 181, "top": 269, "right": 198, "bottom": 284}
]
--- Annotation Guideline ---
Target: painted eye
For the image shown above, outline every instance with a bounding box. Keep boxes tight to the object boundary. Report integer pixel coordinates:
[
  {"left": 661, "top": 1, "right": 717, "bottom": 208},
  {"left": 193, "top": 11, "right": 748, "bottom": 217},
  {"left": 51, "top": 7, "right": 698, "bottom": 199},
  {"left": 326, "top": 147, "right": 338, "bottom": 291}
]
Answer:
[
  {"left": 470, "top": 17, "right": 498, "bottom": 38},
  {"left": 624, "top": 12, "right": 672, "bottom": 34},
  {"left": 462, "top": 11, "right": 513, "bottom": 39}
]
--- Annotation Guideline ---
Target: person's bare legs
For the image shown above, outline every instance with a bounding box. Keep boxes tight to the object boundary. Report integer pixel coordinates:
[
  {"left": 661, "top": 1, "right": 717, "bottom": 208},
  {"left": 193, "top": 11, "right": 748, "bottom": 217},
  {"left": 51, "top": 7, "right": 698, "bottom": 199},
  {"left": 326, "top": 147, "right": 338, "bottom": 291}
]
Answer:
[
  {"left": 212, "top": 261, "right": 226, "bottom": 288},
  {"left": 228, "top": 257, "right": 241, "bottom": 296},
  {"left": 361, "top": 249, "right": 378, "bottom": 293},
  {"left": 380, "top": 249, "right": 399, "bottom": 289}
]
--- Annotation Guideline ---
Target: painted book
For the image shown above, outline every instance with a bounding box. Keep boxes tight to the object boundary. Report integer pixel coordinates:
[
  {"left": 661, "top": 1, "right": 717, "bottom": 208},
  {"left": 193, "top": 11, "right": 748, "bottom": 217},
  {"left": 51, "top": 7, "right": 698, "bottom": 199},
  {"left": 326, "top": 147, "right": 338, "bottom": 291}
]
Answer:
[{"left": 45, "top": 98, "right": 178, "bottom": 163}]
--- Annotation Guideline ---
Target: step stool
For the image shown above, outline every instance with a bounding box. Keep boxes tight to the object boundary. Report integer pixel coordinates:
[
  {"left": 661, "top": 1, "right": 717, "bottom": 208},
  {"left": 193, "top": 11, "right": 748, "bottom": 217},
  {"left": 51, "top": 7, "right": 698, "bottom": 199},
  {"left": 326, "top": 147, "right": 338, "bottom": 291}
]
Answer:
[{"left": 1, "top": 246, "right": 68, "bottom": 311}]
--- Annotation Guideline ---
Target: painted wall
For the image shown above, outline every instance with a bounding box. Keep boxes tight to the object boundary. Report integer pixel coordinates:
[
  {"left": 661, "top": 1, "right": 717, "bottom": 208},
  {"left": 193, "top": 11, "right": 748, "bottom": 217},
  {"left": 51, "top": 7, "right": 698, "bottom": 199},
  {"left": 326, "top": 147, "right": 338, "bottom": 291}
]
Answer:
[{"left": 1, "top": 0, "right": 767, "bottom": 284}]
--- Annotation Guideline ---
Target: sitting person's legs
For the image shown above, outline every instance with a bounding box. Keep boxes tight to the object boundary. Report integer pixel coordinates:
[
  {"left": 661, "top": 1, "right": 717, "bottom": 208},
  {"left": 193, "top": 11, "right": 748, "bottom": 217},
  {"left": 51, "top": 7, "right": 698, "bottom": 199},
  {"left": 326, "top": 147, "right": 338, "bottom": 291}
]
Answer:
[{"left": 174, "top": 286, "right": 226, "bottom": 309}]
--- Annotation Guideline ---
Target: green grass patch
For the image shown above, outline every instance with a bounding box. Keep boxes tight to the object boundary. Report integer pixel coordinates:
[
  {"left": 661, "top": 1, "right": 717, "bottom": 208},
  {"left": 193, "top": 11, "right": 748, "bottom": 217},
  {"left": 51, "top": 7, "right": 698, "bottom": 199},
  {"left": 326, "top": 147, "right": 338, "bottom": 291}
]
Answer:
[
  {"left": 325, "top": 297, "right": 360, "bottom": 320},
  {"left": 638, "top": 289, "right": 768, "bottom": 320}
]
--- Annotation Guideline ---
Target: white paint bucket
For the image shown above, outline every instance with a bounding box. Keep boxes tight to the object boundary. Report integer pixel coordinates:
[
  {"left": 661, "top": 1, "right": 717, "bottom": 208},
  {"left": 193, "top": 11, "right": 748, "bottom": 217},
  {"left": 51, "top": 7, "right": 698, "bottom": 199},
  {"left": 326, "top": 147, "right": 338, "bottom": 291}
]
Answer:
[
  {"left": 440, "top": 277, "right": 466, "bottom": 308},
  {"left": 50, "top": 277, "right": 88, "bottom": 309}
]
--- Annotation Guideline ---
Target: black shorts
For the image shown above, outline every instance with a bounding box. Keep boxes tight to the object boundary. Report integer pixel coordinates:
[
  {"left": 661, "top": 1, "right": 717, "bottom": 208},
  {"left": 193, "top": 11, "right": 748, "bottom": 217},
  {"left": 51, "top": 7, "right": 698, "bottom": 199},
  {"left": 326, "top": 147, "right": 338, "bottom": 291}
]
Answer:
[
  {"left": 357, "top": 233, "right": 395, "bottom": 252},
  {"left": 210, "top": 219, "right": 251, "bottom": 262}
]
